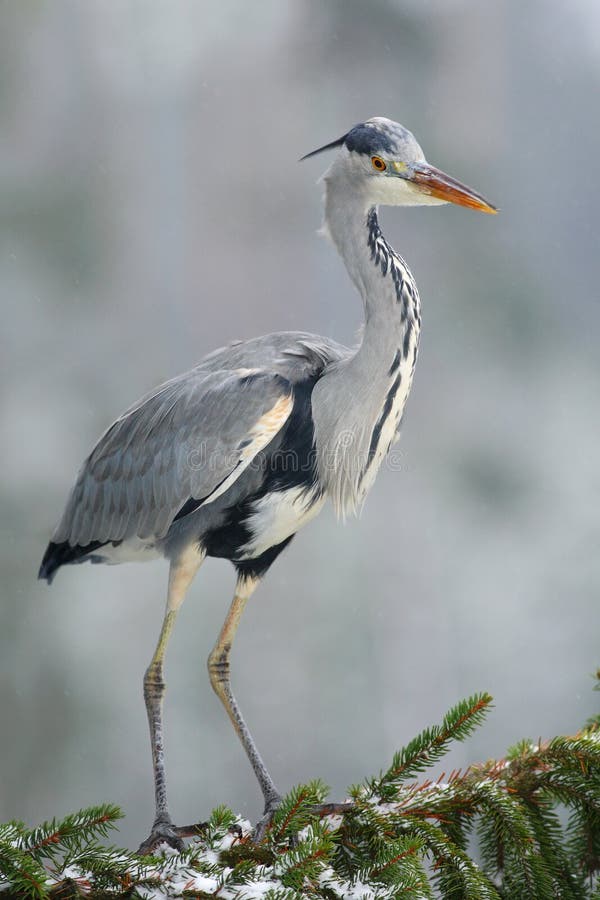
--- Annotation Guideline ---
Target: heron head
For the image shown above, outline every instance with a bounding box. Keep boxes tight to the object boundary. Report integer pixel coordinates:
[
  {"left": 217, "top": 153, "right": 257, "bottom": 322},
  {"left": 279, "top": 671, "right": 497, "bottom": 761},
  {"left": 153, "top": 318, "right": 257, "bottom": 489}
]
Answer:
[{"left": 302, "top": 116, "right": 496, "bottom": 214}]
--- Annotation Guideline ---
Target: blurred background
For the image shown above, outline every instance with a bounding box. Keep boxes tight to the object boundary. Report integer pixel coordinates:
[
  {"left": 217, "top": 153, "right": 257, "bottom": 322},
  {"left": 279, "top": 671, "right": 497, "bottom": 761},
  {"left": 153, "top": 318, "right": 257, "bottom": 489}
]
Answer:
[{"left": 1, "top": 0, "right": 599, "bottom": 847}]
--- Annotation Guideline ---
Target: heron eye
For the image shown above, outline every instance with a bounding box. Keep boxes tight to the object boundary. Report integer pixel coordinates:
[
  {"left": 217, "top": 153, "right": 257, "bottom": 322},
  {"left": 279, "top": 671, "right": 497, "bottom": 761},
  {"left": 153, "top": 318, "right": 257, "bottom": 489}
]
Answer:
[{"left": 371, "top": 156, "right": 387, "bottom": 172}]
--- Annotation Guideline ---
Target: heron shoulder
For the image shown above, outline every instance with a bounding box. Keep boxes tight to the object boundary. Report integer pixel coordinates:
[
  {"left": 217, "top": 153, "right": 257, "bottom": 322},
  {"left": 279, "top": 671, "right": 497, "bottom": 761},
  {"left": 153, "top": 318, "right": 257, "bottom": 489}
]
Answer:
[{"left": 196, "top": 331, "right": 349, "bottom": 382}]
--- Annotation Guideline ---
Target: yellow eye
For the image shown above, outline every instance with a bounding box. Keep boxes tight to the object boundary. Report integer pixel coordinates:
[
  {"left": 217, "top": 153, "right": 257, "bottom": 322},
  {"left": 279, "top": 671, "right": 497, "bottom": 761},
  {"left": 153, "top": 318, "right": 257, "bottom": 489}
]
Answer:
[{"left": 371, "top": 156, "right": 387, "bottom": 172}]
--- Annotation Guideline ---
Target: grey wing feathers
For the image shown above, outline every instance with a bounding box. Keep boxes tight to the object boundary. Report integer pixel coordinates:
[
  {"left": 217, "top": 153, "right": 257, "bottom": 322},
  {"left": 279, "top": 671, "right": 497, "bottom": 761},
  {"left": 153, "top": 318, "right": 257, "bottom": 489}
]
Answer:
[
  {"left": 53, "top": 368, "right": 294, "bottom": 547},
  {"left": 198, "top": 331, "right": 349, "bottom": 379}
]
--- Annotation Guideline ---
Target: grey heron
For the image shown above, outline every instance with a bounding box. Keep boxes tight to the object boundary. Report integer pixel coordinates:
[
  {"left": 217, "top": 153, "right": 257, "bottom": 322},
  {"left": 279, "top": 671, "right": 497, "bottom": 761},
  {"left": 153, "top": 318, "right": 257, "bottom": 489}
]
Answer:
[{"left": 39, "top": 117, "right": 496, "bottom": 853}]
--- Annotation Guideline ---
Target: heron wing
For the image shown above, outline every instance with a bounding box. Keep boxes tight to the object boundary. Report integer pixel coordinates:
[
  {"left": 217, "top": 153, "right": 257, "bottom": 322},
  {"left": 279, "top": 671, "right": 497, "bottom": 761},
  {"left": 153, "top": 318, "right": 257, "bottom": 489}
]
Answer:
[
  {"left": 196, "top": 331, "right": 349, "bottom": 380},
  {"left": 53, "top": 368, "right": 294, "bottom": 547}
]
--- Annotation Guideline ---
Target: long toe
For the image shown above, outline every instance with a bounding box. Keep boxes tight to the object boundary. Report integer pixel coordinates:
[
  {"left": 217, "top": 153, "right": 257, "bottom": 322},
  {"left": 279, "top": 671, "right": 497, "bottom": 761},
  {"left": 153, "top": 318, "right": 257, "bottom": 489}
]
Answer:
[
  {"left": 253, "top": 794, "right": 282, "bottom": 843},
  {"left": 138, "top": 819, "right": 185, "bottom": 855}
]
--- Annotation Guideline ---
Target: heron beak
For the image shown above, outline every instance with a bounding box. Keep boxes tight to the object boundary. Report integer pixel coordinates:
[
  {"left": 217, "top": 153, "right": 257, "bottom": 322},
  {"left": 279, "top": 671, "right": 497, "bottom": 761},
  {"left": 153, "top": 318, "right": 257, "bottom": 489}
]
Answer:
[{"left": 405, "top": 162, "right": 497, "bottom": 214}]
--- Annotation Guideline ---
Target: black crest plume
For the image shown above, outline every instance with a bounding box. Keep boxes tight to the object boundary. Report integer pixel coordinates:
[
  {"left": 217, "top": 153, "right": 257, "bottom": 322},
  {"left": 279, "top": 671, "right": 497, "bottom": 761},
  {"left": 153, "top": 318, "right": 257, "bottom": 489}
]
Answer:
[{"left": 300, "top": 131, "right": 349, "bottom": 161}]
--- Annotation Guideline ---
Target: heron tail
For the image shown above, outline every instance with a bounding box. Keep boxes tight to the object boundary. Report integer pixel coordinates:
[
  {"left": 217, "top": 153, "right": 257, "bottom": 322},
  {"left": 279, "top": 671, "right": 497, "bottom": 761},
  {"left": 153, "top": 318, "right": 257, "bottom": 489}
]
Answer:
[{"left": 38, "top": 540, "right": 105, "bottom": 584}]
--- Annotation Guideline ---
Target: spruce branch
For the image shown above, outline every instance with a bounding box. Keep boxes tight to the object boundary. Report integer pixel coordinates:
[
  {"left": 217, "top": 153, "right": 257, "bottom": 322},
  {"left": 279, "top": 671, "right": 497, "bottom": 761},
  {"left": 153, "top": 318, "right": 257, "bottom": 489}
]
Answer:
[
  {"left": 2, "top": 681, "right": 599, "bottom": 899},
  {"left": 364, "top": 692, "right": 493, "bottom": 801},
  {"left": 268, "top": 781, "right": 330, "bottom": 844}
]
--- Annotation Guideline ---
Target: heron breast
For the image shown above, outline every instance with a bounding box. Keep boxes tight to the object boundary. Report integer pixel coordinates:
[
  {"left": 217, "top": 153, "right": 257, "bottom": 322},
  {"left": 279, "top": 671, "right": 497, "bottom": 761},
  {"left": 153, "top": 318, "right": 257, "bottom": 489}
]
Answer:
[{"left": 236, "top": 486, "right": 326, "bottom": 560}]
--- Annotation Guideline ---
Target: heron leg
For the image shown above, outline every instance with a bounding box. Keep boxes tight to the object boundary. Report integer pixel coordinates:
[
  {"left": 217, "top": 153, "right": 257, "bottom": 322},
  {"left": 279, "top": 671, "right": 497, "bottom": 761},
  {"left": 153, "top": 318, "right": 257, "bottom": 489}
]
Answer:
[
  {"left": 138, "top": 546, "right": 204, "bottom": 855},
  {"left": 207, "top": 574, "right": 282, "bottom": 820}
]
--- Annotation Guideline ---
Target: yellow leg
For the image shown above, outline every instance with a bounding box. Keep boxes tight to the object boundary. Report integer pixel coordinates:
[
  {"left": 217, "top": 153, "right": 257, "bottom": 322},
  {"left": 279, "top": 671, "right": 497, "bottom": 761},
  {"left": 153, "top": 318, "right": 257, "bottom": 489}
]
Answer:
[
  {"left": 139, "top": 545, "right": 204, "bottom": 854},
  {"left": 208, "top": 574, "right": 281, "bottom": 812}
]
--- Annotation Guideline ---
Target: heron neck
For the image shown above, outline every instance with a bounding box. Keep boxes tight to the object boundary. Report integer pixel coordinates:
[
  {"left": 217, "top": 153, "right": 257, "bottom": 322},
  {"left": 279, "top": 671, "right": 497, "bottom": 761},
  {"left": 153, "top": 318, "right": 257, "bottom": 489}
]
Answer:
[
  {"left": 311, "top": 182, "right": 422, "bottom": 518},
  {"left": 323, "top": 184, "right": 421, "bottom": 363}
]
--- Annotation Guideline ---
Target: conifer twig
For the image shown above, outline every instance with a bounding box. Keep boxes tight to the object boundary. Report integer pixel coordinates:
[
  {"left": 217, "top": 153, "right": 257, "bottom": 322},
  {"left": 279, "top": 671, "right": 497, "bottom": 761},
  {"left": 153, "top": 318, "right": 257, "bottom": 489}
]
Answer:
[{"left": 2, "top": 682, "right": 598, "bottom": 899}]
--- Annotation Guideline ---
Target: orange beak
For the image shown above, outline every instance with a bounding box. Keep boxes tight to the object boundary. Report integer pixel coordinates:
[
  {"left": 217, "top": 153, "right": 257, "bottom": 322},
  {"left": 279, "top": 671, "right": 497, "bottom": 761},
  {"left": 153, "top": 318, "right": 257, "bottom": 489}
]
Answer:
[{"left": 409, "top": 162, "right": 497, "bottom": 214}]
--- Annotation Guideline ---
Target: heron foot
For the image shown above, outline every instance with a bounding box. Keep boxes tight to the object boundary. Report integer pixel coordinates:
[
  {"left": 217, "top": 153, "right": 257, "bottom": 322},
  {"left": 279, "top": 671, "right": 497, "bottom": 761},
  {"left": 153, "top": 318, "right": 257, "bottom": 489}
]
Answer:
[
  {"left": 138, "top": 817, "right": 185, "bottom": 855},
  {"left": 253, "top": 793, "right": 283, "bottom": 843}
]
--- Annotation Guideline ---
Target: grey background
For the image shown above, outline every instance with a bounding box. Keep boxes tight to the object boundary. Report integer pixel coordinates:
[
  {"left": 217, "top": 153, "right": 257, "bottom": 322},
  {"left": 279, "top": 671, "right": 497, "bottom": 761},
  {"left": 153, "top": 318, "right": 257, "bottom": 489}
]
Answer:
[{"left": 1, "top": 0, "right": 599, "bottom": 847}]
